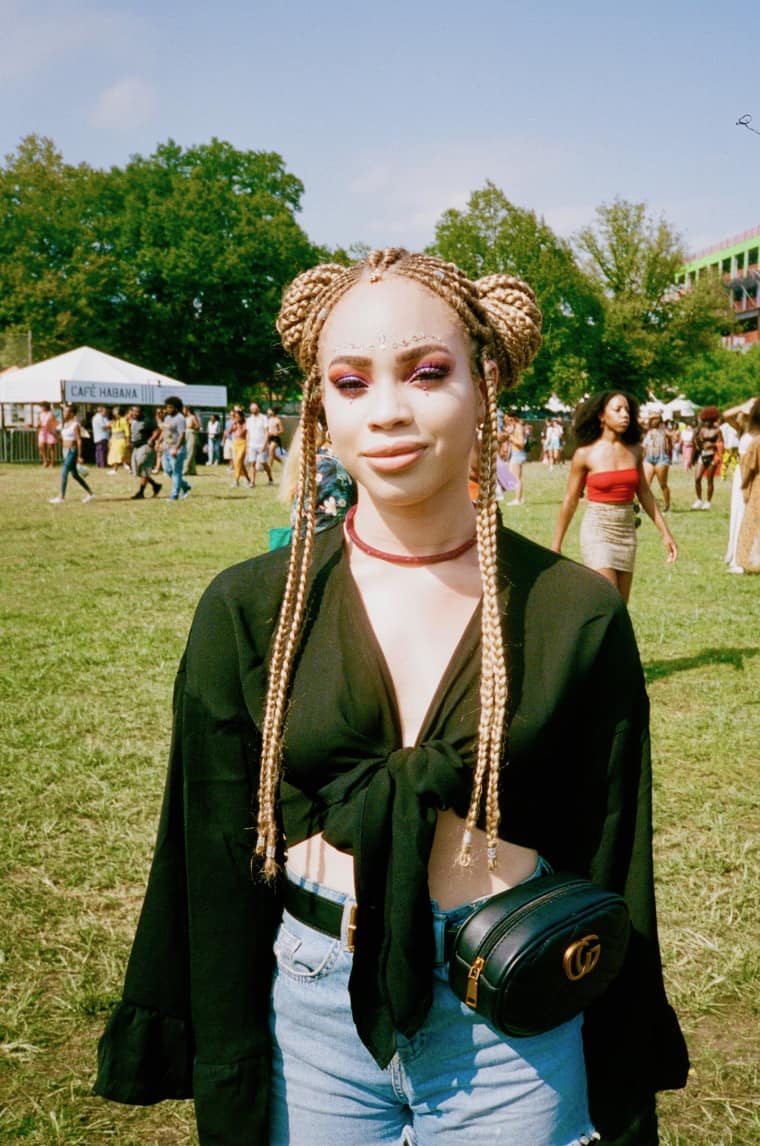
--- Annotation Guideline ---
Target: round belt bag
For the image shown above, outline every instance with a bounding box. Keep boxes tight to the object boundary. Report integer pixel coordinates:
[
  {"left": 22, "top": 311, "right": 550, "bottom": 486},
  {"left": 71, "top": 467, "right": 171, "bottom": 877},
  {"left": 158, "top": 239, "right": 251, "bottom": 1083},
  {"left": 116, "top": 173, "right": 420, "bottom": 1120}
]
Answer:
[{"left": 448, "top": 872, "right": 631, "bottom": 1037}]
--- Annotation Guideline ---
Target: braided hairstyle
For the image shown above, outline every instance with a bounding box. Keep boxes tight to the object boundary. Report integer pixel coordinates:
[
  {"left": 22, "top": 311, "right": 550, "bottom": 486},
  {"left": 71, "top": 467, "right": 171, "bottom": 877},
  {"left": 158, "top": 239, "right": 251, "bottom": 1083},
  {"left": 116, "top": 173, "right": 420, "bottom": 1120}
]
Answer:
[{"left": 256, "top": 248, "right": 541, "bottom": 879}]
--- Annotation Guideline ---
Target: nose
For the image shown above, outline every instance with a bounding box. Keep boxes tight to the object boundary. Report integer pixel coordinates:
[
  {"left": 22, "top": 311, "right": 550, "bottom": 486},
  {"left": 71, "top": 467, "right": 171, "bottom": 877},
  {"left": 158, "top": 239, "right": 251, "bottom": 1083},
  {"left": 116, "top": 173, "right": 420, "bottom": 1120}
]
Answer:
[{"left": 367, "top": 378, "right": 413, "bottom": 430}]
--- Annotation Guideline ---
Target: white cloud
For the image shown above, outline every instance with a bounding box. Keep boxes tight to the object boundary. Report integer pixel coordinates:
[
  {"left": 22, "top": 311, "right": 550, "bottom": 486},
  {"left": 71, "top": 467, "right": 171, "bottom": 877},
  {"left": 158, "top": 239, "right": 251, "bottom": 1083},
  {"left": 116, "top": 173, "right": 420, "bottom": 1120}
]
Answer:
[
  {"left": 0, "top": 2, "right": 142, "bottom": 82},
  {"left": 88, "top": 77, "right": 157, "bottom": 131},
  {"left": 333, "top": 135, "right": 584, "bottom": 248}
]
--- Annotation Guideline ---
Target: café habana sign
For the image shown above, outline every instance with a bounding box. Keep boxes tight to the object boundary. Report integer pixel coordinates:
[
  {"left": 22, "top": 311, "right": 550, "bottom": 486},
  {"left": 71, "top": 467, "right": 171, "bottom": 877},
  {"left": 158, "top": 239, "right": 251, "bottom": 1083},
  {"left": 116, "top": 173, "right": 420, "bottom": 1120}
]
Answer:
[{"left": 63, "top": 381, "right": 227, "bottom": 407}]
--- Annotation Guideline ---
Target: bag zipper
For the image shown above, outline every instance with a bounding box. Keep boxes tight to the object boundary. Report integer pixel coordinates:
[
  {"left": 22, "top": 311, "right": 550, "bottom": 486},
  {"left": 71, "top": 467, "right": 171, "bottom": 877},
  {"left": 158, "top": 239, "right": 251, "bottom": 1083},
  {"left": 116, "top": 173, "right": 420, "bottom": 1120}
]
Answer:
[{"left": 462, "top": 878, "right": 592, "bottom": 1008}]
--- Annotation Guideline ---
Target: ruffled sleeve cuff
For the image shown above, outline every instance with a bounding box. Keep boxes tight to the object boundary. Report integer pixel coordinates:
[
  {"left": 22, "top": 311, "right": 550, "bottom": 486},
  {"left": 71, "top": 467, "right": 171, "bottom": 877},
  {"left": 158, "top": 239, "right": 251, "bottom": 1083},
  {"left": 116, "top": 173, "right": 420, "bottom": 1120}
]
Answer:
[{"left": 94, "top": 1001, "right": 194, "bottom": 1105}]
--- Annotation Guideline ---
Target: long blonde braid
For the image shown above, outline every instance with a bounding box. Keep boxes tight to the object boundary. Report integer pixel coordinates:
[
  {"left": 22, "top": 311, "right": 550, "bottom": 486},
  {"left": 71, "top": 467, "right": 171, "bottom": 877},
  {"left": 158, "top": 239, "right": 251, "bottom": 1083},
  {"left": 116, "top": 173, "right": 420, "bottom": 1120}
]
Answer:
[{"left": 255, "top": 250, "right": 541, "bottom": 879}]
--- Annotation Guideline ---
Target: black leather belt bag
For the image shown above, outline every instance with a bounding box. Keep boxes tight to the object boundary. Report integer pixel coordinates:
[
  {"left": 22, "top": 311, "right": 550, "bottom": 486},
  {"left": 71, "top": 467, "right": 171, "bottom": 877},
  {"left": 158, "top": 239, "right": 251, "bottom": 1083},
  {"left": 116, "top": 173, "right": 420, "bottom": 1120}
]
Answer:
[{"left": 448, "top": 871, "right": 631, "bottom": 1037}]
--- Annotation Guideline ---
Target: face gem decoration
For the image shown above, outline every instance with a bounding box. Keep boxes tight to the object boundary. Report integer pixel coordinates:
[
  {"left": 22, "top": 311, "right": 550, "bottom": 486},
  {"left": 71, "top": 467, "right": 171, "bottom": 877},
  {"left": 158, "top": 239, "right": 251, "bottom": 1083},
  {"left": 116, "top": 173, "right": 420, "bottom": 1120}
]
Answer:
[{"left": 331, "top": 332, "right": 448, "bottom": 354}]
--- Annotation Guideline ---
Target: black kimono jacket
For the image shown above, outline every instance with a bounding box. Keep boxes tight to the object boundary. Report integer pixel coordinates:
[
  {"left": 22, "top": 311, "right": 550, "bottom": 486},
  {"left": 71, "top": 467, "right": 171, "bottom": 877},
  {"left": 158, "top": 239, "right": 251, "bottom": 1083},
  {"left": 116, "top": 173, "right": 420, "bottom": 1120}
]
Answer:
[{"left": 94, "top": 521, "right": 688, "bottom": 1145}]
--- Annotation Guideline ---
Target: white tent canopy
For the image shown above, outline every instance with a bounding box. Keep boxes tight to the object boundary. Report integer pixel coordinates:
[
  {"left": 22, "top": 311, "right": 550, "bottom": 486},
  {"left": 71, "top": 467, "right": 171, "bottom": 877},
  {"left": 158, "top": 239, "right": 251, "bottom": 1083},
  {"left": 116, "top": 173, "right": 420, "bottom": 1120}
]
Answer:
[
  {"left": 0, "top": 345, "right": 186, "bottom": 405},
  {"left": 640, "top": 394, "right": 697, "bottom": 421},
  {"left": 545, "top": 392, "right": 572, "bottom": 413}
]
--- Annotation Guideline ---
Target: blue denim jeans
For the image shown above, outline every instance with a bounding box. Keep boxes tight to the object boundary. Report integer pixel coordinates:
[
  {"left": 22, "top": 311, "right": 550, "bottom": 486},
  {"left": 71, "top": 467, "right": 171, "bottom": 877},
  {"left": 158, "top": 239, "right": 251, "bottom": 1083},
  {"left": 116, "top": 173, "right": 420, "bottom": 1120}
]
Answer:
[
  {"left": 60, "top": 447, "right": 91, "bottom": 497},
  {"left": 162, "top": 446, "right": 189, "bottom": 499},
  {"left": 269, "top": 868, "right": 599, "bottom": 1145}
]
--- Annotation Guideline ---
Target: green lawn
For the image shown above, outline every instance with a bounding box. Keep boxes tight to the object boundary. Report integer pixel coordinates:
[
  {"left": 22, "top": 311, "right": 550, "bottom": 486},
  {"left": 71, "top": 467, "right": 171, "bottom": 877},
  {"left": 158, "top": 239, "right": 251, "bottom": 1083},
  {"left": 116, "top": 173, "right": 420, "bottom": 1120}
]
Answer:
[{"left": 0, "top": 460, "right": 757, "bottom": 1145}]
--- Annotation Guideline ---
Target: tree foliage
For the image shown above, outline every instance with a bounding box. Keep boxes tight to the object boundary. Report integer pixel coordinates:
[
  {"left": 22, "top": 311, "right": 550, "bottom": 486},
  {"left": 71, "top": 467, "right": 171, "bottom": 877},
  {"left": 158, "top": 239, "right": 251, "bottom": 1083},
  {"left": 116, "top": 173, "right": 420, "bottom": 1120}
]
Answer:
[
  {"left": 575, "top": 199, "right": 733, "bottom": 397},
  {"left": 0, "top": 135, "right": 319, "bottom": 401},
  {"left": 428, "top": 183, "right": 603, "bottom": 406},
  {"left": 679, "top": 345, "right": 760, "bottom": 409}
]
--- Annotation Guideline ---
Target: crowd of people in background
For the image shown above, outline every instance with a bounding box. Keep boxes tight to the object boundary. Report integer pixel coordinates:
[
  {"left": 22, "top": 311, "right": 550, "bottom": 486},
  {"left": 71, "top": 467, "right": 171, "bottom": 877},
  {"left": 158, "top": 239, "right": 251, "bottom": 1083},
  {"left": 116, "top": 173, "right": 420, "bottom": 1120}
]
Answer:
[
  {"left": 38, "top": 399, "right": 289, "bottom": 504},
  {"left": 33, "top": 392, "right": 760, "bottom": 577}
]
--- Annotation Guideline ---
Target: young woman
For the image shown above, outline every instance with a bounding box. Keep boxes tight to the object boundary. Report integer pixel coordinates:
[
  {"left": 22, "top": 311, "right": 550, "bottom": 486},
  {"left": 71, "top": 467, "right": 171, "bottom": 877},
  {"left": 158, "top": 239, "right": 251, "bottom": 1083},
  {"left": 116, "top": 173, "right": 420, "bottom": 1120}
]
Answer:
[
  {"left": 205, "top": 413, "right": 221, "bottom": 465},
  {"left": 225, "top": 407, "right": 248, "bottom": 487},
  {"left": 505, "top": 415, "right": 527, "bottom": 505},
  {"left": 691, "top": 406, "right": 722, "bottom": 509},
  {"left": 48, "top": 404, "right": 94, "bottom": 504},
  {"left": 723, "top": 402, "right": 755, "bottom": 572},
  {"left": 107, "top": 406, "right": 130, "bottom": 473},
  {"left": 552, "top": 392, "right": 677, "bottom": 603},
  {"left": 642, "top": 412, "right": 673, "bottom": 512},
  {"left": 36, "top": 401, "right": 58, "bottom": 467},
  {"left": 735, "top": 397, "right": 760, "bottom": 572},
  {"left": 95, "top": 251, "right": 688, "bottom": 1145},
  {"left": 680, "top": 422, "right": 695, "bottom": 470}
]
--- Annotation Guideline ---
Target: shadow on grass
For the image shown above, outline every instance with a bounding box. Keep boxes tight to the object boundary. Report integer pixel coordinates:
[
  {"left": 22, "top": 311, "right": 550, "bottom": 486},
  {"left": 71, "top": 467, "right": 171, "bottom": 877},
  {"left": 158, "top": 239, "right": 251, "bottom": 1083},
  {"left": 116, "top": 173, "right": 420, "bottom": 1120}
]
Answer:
[{"left": 644, "top": 646, "right": 760, "bottom": 683}]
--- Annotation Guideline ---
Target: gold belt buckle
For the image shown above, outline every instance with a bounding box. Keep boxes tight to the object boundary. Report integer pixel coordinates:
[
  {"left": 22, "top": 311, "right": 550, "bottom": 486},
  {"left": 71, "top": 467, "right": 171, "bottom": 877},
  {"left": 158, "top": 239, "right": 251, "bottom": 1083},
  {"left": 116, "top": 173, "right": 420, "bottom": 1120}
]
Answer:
[{"left": 346, "top": 904, "right": 358, "bottom": 953}]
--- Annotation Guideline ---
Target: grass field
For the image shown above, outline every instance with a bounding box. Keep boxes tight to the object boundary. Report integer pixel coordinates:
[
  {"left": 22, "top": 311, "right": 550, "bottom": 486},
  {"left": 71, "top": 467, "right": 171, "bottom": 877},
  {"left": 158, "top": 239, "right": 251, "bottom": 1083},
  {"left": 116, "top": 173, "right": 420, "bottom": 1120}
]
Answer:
[{"left": 0, "top": 459, "right": 757, "bottom": 1145}]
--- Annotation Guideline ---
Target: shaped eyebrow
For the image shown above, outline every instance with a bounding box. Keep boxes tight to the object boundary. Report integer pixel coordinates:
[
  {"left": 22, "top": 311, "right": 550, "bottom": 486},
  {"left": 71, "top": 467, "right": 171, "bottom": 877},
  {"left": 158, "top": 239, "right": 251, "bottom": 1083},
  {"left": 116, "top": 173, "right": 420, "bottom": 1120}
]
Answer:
[{"left": 327, "top": 342, "right": 452, "bottom": 371}]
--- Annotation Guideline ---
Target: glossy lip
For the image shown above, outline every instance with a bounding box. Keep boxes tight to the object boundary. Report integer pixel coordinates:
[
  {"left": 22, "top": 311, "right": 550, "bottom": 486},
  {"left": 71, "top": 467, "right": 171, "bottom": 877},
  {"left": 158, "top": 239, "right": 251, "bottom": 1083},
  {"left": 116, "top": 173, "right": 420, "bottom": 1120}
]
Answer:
[{"left": 361, "top": 442, "right": 427, "bottom": 472}]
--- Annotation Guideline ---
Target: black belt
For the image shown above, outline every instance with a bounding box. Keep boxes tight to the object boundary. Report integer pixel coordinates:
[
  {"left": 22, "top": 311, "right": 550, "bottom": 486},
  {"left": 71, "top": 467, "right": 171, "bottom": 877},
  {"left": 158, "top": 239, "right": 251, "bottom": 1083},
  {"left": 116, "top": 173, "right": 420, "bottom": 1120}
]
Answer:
[
  {"left": 284, "top": 880, "right": 459, "bottom": 961},
  {"left": 284, "top": 881, "right": 358, "bottom": 951}
]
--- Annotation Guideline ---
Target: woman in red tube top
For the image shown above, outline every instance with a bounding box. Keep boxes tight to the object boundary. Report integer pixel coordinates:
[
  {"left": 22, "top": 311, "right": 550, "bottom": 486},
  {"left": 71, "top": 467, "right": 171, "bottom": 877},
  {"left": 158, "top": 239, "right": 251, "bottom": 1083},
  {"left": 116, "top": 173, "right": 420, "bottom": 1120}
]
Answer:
[{"left": 552, "top": 391, "right": 677, "bottom": 602}]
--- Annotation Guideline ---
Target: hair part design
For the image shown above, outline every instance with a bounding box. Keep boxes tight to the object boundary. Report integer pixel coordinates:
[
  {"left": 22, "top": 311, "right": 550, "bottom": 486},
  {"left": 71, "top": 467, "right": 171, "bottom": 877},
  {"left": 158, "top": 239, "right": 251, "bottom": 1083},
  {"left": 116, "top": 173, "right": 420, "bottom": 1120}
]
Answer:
[{"left": 255, "top": 248, "right": 542, "bottom": 879}]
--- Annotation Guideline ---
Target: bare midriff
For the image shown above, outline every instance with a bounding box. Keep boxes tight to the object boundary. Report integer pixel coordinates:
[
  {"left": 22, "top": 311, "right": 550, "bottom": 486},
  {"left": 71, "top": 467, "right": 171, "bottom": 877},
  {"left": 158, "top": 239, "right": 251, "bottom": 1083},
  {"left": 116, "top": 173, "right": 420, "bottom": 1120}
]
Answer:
[{"left": 285, "top": 809, "right": 538, "bottom": 911}]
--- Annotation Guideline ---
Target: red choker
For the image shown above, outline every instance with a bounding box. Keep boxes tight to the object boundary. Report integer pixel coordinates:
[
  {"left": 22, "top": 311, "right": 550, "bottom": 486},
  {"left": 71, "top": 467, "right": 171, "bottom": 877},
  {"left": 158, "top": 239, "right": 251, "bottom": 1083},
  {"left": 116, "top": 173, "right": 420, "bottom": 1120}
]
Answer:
[{"left": 344, "top": 505, "right": 477, "bottom": 566}]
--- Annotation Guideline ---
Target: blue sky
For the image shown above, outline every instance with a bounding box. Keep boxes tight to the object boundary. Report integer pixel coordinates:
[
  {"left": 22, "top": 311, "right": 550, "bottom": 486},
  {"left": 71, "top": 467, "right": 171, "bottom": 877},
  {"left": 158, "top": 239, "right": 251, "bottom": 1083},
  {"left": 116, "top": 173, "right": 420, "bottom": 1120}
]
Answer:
[{"left": 2, "top": 0, "right": 757, "bottom": 256}]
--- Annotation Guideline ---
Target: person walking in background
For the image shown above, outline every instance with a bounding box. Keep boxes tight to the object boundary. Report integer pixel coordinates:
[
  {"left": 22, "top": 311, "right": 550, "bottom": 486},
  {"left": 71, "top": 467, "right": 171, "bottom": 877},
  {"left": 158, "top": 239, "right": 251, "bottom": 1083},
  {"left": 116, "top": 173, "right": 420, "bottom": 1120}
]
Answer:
[
  {"left": 267, "top": 406, "right": 285, "bottom": 468},
  {"left": 545, "top": 418, "right": 562, "bottom": 467},
  {"left": 552, "top": 391, "right": 677, "bottom": 603},
  {"left": 36, "top": 401, "right": 58, "bottom": 468},
  {"left": 722, "top": 405, "right": 752, "bottom": 573},
  {"left": 505, "top": 415, "right": 527, "bottom": 505},
  {"left": 183, "top": 407, "right": 200, "bottom": 476},
  {"left": 48, "top": 404, "right": 94, "bottom": 504},
  {"left": 642, "top": 412, "right": 673, "bottom": 512},
  {"left": 246, "top": 401, "right": 272, "bottom": 486},
  {"left": 128, "top": 405, "right": 162, "bottom": 500},
  {"left": 205, "top": 413, "right": 221, "bottom": 465},
  {"left": 735, "top": 398, "right": 760, "bottom": 573},
  {"left": 92, "top": 405, "right": 110, "bottom": 469},
  {"left": 245, "top": 401, "right": 271, "bottom": 485},
  {"left": 692, "top": 407, "right": 722, "bottom": 509},
  {"left": 107, "top": 406, "right": 130, "bottom": 474},
  {"left": 681, "top": 422, "right": 695, "bottom": 469},
  {"left": 226, "top": 408, "right": 248, "bottom": 487},
  {"left": 160, "top": 396, "right": 191, "bottom": 501}
]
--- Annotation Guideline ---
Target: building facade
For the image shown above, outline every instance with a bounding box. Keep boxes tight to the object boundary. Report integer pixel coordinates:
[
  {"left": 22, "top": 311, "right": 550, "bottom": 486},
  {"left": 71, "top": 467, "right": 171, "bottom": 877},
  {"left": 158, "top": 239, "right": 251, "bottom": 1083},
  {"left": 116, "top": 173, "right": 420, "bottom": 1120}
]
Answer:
[{"left": 677, "top": 225, "right": 760, "bottom": 346}]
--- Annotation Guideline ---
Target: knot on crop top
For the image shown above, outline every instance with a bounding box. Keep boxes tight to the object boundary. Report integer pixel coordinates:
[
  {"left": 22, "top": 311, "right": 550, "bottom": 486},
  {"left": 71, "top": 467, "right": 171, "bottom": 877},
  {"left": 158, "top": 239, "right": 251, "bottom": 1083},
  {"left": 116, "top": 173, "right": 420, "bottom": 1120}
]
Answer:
[
  {"left": 277, "top": 550, "right": 482, "bottom": 1066},
  {"left": 585, "top": 468, "right": 639, "bottom": 504},
  {"left": 281, "top": 738, "right": 472, "bottom": 1066}
]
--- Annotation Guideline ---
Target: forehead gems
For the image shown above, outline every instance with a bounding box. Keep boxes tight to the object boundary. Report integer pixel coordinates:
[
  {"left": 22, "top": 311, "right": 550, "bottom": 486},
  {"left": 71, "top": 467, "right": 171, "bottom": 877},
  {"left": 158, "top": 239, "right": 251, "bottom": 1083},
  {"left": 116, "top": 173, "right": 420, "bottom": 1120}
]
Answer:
[{"left": 330, "top": 333, "right": 449, "bottom": 353}]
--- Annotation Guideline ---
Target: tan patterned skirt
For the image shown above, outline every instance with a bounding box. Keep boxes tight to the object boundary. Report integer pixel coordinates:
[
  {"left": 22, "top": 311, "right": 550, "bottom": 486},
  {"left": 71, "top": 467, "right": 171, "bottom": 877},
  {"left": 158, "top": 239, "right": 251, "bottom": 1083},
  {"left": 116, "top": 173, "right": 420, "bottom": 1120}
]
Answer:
[{"left": 580, "top": 502, "right": 637, "bottom": 573}]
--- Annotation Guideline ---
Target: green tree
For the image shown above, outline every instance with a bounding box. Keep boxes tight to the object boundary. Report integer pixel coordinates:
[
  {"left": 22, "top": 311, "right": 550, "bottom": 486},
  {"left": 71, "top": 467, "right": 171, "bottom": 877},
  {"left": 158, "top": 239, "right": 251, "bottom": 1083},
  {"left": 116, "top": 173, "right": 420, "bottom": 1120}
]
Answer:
[
  {"left": 680, "top": 345, "right": 760, "bottom": 409},
  {"left": 0, "top": 135, "right": 319, "bottom": 400},
  {"left": 108, "top": 138, "right": 317, "bottom": 397},
  {"left": 575, "top": 199, "right": 732, "bottom": 397},
  {"left": 0, "top": 135, "right": 121, "bottom": 360},
  {"left": 428, "top": 182, "right": 603, "bottom": 406}
]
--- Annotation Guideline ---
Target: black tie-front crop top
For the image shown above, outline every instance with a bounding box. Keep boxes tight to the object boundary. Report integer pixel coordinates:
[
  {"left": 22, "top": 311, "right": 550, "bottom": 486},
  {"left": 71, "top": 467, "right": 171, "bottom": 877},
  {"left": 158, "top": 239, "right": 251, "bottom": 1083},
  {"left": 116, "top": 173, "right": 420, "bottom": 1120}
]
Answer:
[{"left": 279, "top": 554, "right": 482, "bottom": 1066}]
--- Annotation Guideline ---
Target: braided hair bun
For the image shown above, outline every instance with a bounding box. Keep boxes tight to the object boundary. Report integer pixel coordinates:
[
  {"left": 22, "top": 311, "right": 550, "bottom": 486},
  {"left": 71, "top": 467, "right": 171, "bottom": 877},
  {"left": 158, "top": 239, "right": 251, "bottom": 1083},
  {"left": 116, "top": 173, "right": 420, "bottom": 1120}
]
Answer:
[
  {"left": 474, "top": 275, "right": 542, "bottom": 388},
  {"left": 276, "top": 263, "right": 359, "bottom": 370}
]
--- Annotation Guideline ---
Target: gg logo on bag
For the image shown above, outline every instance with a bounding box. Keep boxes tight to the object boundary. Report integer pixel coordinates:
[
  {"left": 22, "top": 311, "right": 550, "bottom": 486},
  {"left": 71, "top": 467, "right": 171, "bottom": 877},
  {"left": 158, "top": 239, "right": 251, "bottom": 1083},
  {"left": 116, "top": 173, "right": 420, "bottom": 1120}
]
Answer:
[{"left": 563, "top": 934, "right": 601, "bottom": 980}]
